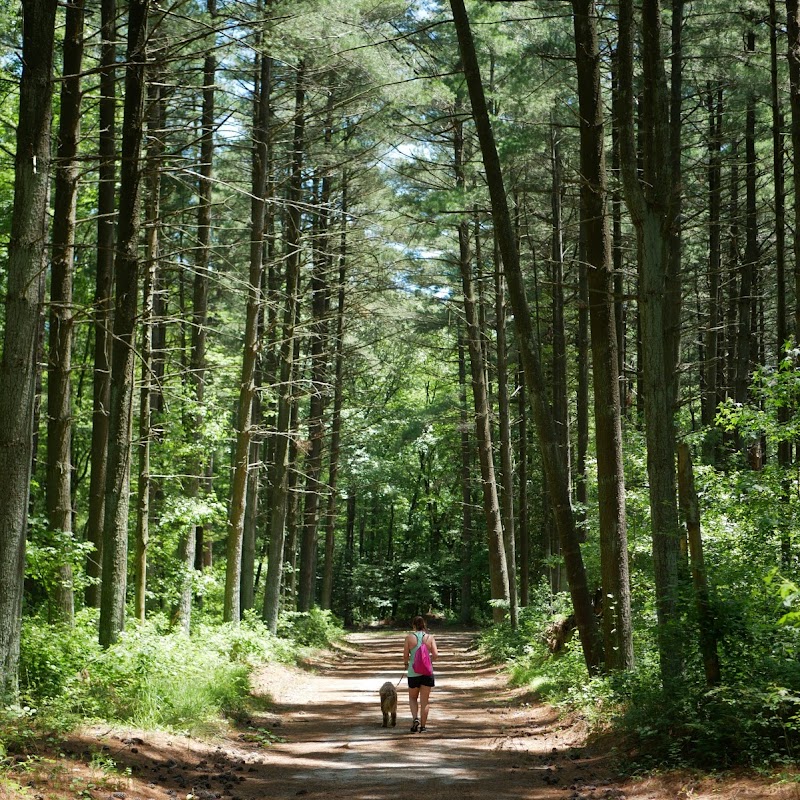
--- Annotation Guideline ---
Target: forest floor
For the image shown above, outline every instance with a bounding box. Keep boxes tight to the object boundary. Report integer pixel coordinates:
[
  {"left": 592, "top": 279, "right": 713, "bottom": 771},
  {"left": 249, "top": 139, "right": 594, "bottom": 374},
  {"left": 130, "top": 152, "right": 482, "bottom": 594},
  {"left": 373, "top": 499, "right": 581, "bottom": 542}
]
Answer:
[{"left": 3, "top": 629, "right": 798, "bottom": 800}]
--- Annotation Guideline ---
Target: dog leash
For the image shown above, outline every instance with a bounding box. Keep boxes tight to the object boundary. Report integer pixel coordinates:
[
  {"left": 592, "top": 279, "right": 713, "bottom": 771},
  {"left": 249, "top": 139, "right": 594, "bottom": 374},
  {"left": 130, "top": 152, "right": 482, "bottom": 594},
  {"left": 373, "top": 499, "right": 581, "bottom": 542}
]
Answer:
[{"left": 395, "top": 673, "right": 406, "bottom": 687}]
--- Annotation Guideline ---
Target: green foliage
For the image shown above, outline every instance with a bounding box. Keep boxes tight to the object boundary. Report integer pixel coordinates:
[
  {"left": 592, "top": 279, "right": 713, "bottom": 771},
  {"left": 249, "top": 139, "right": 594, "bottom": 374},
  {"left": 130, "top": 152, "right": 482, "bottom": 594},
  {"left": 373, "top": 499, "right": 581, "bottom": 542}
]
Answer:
[
  {"left": 276, "top": 608, "right": 344, "bottom": 647},
  {"left": 14, "top": 611, "right": 342, "bottom": 736},
  {"left": 395, "top": 561, "right": 438, "bottom": 620},
  {"left": 24, "top": 519, "right": 96, "bottom": 608},
  {"left": 483, "top": 568, "right": 800, "bottom": 770}
]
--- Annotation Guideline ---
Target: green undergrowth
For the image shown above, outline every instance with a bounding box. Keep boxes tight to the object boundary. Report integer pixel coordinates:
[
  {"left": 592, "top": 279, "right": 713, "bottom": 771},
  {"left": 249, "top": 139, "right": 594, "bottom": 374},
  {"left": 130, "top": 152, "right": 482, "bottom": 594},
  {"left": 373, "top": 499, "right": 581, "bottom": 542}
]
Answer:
[
  {"left": 2, "top": 607, "right": 343, "bottom": 751},
  {"left": 479, "top": 590, "right": 800, "bottom": 773}
]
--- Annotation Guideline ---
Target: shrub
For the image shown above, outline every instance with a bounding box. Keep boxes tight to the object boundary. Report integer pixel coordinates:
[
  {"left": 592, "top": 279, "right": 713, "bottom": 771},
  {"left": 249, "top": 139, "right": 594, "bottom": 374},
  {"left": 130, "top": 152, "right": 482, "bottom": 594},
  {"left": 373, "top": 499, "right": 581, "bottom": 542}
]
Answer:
[
  {"left": 277, "top": 608, "right": 343, "bottom": 647},
  {"left": 14, "top": 610, "right": 337, "bottom": 735}
]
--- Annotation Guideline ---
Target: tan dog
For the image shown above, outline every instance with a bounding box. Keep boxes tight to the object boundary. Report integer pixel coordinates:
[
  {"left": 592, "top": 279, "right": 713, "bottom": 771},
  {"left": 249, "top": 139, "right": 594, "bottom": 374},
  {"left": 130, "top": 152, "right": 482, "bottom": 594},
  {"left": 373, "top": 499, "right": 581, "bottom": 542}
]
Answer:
[{"left": 379, "top": 681, "right": 397, "bottom": 727}]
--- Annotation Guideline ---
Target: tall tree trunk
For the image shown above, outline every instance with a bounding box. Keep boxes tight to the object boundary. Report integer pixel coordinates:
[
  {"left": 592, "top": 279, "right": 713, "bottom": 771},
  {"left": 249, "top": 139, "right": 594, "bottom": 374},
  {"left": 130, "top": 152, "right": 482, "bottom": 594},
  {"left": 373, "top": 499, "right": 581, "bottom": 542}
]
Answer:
[
  {"left": 321, "top": 176, "right": 348, "bottom": 610},
  {"left": 495, "top": 240, "right": 518, "bottom": 628},
  {"left": 458, "top": 328, "right": 474, "bottom": 623},
  {"left": 99, "top": 0, "right": 150, "bottom": 648},
  {"left": 454, "top": 113, "right": 509, "bottom": 623},
  {"left": 47, "top": 0, "right": 85, "bottom": 625},
  {"left": 702, "top": 85, "right": 723, "bottom": 463},
  {"left": 772, "top": 1, "right": 793, "bottom": 566},
  {"left": 736, "top": 30, "right": 757, "bottom": 413},
  {"left": 450, "top": 0, "right": 601, "bottom": 673},
  {"left": 0, "top": 0, "right": 57, "bottom": 697},
  {"left": 298, "top": 102, "right": 334, "bottom": 612},
  {"left": 572, "top": 0, "right": 634, "bottom": 671},
  {"left": 677, "top": 444, "right": 722, "bottom": 687},
  {"left": 666, "top": 0, "right": 684, "bottom": 416},
  {"left": 550, "top": 121, "right": 569, "bottom": 593},
  {"left": 283, "top": 330, "right": 303, "bottom": 607},
  {"left": 135, "top": 78, "right": 163, "bottom": 623},
  {"left": 771, "top": 2, "right": 787, "bottom": 369},
  {"left": 517, "top": 362, "right": 530, "bottom": 607},
  {"left": 222, "top": 43, "right": 272, "bottom": 623},
  {"left": 725, "top": 142, "right": 741, "bottom": 405},
  {"left": 86, "top": 0, "right": 116, "bottom": 609},
  {"left": 181, "top": 0, "right": 217, "bottom": 630},
  {"left": 617, "top": 0, "right": 682, "bottom": 683},
  {"left": 787, "top": 0, "right": 800, "bottom": 340},
  {"left": 576, "top": 229, "right": 589, "bottom": 542},
  {"left": 262, "top": 62, "right": 305, "bottom": 633}
]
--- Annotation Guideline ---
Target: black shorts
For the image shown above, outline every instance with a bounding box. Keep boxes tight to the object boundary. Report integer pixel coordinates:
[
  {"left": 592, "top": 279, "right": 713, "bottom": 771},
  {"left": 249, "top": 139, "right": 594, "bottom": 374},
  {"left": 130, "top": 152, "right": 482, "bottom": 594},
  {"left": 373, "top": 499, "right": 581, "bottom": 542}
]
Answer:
[{"left": 408, "top": 674, "right": 435, "bottom": 689}]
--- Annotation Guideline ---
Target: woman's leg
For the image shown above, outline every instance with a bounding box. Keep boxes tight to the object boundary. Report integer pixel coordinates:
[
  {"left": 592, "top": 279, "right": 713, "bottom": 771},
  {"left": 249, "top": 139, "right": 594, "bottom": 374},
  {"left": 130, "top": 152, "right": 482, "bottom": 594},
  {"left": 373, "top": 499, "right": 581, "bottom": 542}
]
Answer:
[
  {"left": 408, "top": 686, "right": 420, "bottom": 724},
  {"left": 418, "top": 685, "right": 432, "bottom": 727}
]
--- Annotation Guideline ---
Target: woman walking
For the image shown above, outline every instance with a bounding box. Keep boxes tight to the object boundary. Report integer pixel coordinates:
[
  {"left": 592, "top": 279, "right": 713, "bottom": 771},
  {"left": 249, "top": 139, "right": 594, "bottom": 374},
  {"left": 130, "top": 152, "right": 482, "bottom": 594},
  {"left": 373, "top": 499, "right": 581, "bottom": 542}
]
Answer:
[{"left": 403, "top": 615, "right": 438, "bottom": 732}]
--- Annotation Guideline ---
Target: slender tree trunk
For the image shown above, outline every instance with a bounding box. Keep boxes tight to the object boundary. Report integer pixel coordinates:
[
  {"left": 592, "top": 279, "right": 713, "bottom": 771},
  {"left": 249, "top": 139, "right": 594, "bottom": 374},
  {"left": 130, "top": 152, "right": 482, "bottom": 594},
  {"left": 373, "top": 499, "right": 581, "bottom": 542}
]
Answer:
[
  {"left": 517, "top": 362, "right": 530, "bottom": 607},
  {"left": 576, "top": 231, "right": 589, "bottom": 542},
  {"left": 572, "top": 0, "right": 633, "bottom": 671},
  {"left": 702, "top": 86, "right": 723, "bottom": 463},
  {"left": 725, "top": 143, "right": 741, "bottom": 405},
  {"left": 769, "top": 4, "right": 788, "bottom": 375},
  {"left": 135, "top": 78, "right": 163, "bottom": 623},
  {"left": 617, "top": 0, "right": 682, "bottom": 683},
  {"left": 240, "top": 432, "right": 261, "bottom": 612},
  {"left": 86, "top": 0, "right": 116, "bottom": 609},
  {"left": 736, "top": 30, "right": 757, "bottom": 413},
  {"left": 458, "top": 328, "right": 473, "bottom": 623},
  {"left": 677, "top": 444, "right": 722, "bottom": 687},
  {"left": 298, "top": 102, "right": 334, "bottom": 612},
  {"left": 321, "top": 176, "right": 348, "bottom": 610},
  {"left": 99, "top": 0, "right": 150, "bottom": 648},
  {"left": 454, "top": 113, "right": 510, "bottom": 623},
  {"left": 611, "top": 61, "right": 627, "bottom": 403},
  {"left": 262, "top": 62, "right": 305, "bottom": 633},
  {"left": 772, "top": 1, "right": 794, "bottom": 566},
  {"left": 450, "top": 0, "right": 602, "bottom": 672},
  {"left": 0, "top": 0, "right": 57, "bottom": 697},
  {"left": 181, "top": 0, "right": 217, "bottom": 630},
  {"left": 666, "top": 0, "right": 684, "bottom": 416},
  {"left": 283, "top": 330, "right": 303, "bottom": 607},
  {"left": 787, "top": 0, "right": 800, "bottom": 339},
  {"left": 47, "top": 0, "right": 85, "bottom": 625},
  {"left": 223, "top": 43, "right": 272, "bottom": 623},
  {"left": 550, "top": 121, "right": 570, "bottom": 589},
  {"left": 495, "top": 240, "right": 518, "bottom": 628}
]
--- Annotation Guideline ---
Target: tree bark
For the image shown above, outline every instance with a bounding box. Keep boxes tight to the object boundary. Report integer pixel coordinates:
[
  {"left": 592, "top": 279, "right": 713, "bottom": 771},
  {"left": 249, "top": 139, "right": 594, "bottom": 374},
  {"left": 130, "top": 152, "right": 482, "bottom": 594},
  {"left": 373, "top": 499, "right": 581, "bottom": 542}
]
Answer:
[
  {"left": 181, "top": 0, "right": 217, "bottom": 630},
  {"left": 458, "top": 327, "right": 474, "bottom": 623},
  {"left": 321, "top": 175, "right": 348, "bottom": 610},
  {"left": 86, "top": 0, "right": 116, "bottom": 609},
  {"left": 223, "top": 43, "right": 272, "bottom": 623},
  {"left": 47, "top": 0, "right": 85, "bottom": 625},
  {"left": 450, "top": 0, "right": 601, "bottom": 672},
  {"left": 134, "top": 75, "right": 164, "bottom": 624},
  {"left": 677, "top": 444, "right": 722, "bottom": 687},
  {"left": 571, "top": 0, "right": 633, "bottom": 671},
  {"left": 617, "top": 0, "right": 682, "bottom": 682},
  {"left": 0, "top": 0, "right": 56, "bottom": 697},
  {"left": 736, "top": 30, "right": 757, "bottom": 412},
  {"left": 454, "top": 113, "right": 510, "bottom": 623},
  {"left": 517, "top": 362, "right": 530, "bottom": 607},
  {"left": 298, "top": 102, "right": 334, "bottom": 612},
  {"left": 702, "top": 85, "right": 723, "bottom": 463},
  {"left": 550, "top": 121, "right": 570, "bottom": 587},
  {"left": 262, "top": 62, "right": 305, "bottom": 633},
  {"left": 787, "top": 0, "right": 800, "bottom": 340},
  {"left": 99, "top": 0, "right": 150, "bottom": 648},
  {"left": 495, "top": 239, "right": 518, "bottom": 628}
]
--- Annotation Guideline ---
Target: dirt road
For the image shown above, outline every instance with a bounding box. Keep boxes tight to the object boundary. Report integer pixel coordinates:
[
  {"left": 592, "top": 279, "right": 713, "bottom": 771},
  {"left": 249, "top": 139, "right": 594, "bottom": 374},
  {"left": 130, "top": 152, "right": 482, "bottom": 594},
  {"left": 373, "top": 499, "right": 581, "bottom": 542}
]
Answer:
[{"left": 47, "top": 630, "right": 796, "bottom": 800}]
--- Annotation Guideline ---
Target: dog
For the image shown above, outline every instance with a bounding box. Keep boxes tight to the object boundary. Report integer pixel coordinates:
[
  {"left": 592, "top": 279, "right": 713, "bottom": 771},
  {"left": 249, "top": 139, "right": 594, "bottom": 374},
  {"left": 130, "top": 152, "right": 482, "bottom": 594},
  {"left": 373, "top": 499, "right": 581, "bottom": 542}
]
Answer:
[{"left": 379, "top": 681, "right": 397, "bottom": 728}]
